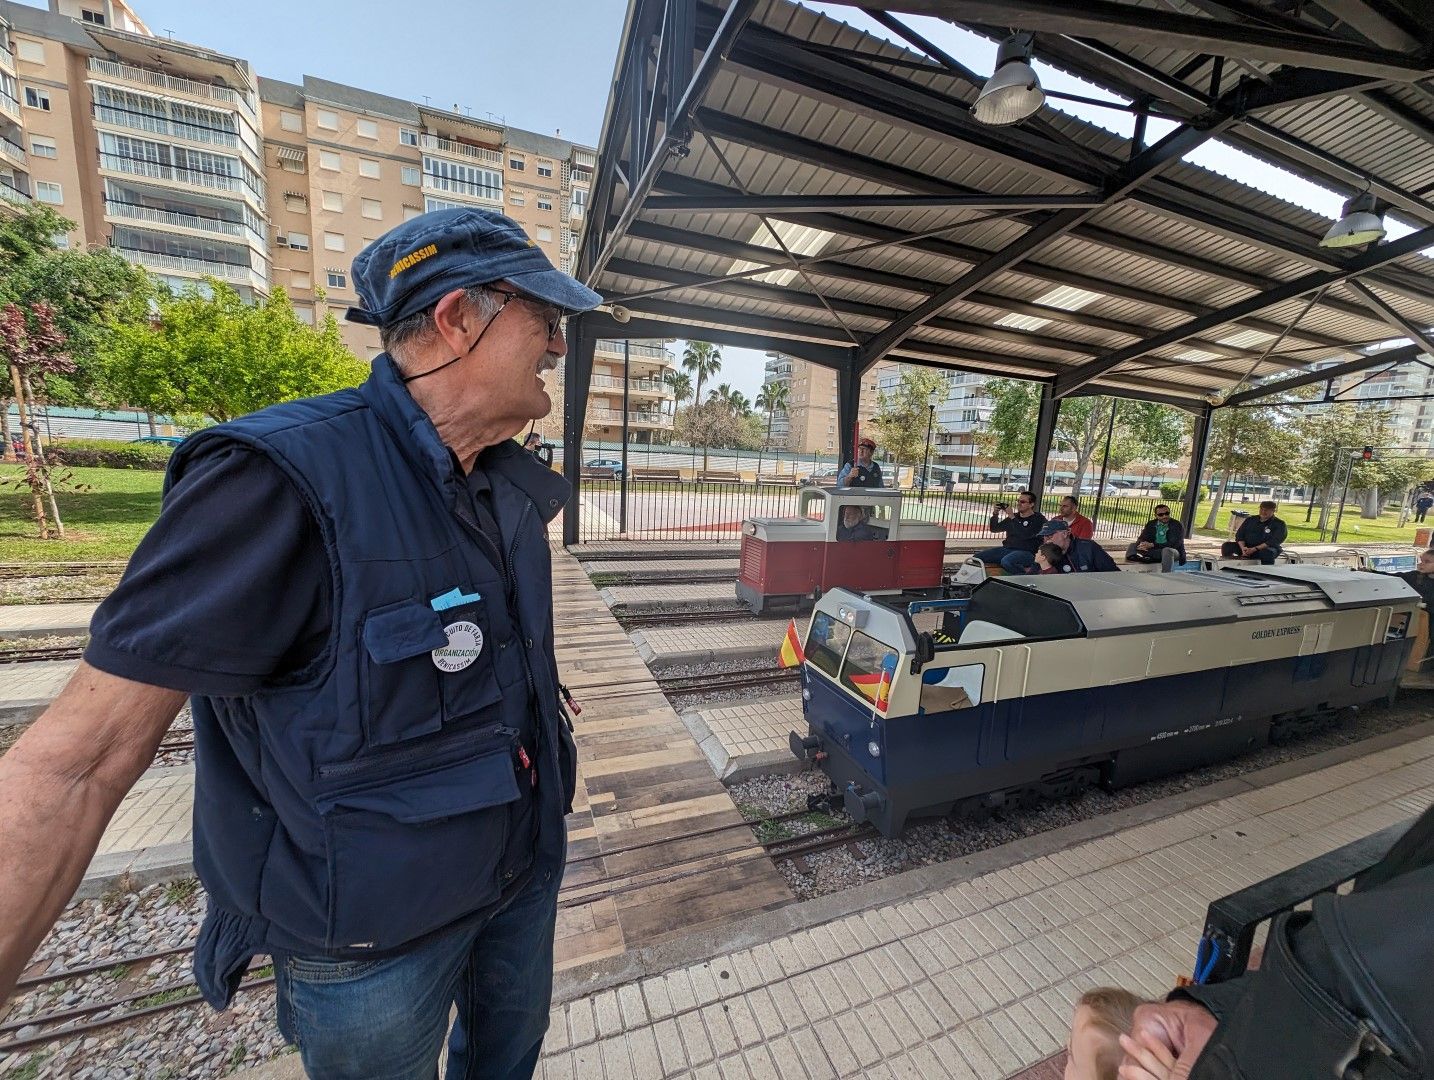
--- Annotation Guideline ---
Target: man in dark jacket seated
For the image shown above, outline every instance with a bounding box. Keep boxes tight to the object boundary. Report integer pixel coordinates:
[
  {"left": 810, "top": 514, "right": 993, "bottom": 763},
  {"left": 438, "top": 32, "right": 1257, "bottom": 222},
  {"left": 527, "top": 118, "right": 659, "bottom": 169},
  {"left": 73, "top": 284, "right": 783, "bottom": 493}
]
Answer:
[
  {"left": 836, "top": 504, "right": 887, "bottom": 542},
  {"left": 1127, "top": 504, "right": 1186, "bottom": 566},
  {"left": 1220, "top": 501, "right": 1286, "bottom": 565},
  {"left": 1032, "top": 519, "right": 1120, "bottom": 573}
]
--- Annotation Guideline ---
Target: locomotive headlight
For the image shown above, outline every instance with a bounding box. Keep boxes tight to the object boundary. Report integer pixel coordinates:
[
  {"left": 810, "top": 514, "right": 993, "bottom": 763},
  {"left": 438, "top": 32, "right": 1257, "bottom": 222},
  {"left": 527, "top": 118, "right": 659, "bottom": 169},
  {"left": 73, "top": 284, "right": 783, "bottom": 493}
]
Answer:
[
  {"left": 867, "top": 740, "right": 881, "bottom": 758},
  {"left": 802, "top": 687, "right": 811, "bottom": 701}
]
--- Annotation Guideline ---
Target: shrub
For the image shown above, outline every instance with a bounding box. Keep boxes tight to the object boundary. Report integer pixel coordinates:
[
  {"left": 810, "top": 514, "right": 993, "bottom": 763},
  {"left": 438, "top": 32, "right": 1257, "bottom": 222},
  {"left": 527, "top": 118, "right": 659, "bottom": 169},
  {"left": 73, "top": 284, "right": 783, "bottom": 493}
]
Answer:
[
  {"left": 43, "top": 438, "right": 174, "bottom": 470},
  {"left": 1159, "top": 482, "right": 1209, "bottom": 503}
]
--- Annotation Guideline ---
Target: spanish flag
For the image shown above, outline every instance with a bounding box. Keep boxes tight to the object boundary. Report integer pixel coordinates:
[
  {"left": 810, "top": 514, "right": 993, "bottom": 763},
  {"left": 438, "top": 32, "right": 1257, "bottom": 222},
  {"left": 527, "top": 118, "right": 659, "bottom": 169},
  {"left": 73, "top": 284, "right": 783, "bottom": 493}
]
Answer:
[{"left": 777, "top": 619, "right": 805, "bottom": 668}]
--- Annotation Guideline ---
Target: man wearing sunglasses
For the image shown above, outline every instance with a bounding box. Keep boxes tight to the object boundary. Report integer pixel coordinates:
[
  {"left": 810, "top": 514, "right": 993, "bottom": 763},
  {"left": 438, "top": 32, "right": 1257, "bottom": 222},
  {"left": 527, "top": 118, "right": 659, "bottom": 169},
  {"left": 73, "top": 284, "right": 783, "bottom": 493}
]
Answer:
[
  {"left": 0, "top": 209, "right": 600, "bottom": 1079},
  {"left": 1127, "top": 504, "right": 1187, "bottom": 567},
  {"left": 977, "top": 490, "right": 1048, "bottom": 573}
]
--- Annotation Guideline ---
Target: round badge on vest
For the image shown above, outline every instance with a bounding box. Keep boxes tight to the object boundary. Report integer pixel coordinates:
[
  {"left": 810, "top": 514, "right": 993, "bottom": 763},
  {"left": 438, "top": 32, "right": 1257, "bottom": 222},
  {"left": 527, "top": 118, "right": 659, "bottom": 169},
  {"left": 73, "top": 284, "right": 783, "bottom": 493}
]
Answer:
[{"left": 433, "top": 620, "right": 484, "bottom": 671}]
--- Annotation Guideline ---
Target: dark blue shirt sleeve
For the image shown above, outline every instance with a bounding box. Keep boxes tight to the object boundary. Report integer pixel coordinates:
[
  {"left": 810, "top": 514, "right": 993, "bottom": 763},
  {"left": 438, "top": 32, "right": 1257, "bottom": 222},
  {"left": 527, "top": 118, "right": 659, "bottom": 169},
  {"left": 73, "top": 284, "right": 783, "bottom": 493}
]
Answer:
[{"left": 84, "top": 443, "right": 332, "bottom": 696}]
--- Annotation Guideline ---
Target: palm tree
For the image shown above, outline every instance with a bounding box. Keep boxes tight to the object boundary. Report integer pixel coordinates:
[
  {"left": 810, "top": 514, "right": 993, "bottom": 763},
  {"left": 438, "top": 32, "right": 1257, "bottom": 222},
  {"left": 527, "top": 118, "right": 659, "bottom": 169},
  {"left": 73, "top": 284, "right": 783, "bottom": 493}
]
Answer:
[
  {"left": 681, "top": 341, "right": 722, "bottom": 414},
  {"left": 754, "top": 381, "right": 789, "bottom": 474},
  {"left": 663, "top": 369, "right": 692, "bottom": 409}
]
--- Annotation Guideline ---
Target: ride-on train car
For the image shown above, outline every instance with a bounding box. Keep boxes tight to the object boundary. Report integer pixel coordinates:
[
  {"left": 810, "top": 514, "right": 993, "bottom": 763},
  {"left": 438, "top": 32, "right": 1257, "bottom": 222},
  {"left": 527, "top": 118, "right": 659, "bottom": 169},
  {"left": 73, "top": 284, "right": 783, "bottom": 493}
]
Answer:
[
  {"left": 736, "top": 487, "right": 947, "bottom": 614},
  {"left": 789, "top": 565, "right": 1420, "bottom": 837}
]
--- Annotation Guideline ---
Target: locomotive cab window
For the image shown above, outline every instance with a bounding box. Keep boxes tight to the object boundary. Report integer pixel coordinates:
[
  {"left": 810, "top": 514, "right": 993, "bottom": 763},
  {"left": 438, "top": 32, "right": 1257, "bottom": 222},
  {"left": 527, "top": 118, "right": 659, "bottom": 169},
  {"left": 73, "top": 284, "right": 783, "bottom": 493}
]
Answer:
[
  {"left": 920, "top": 664, "right": 984, "bottom": 712},
  {"left": 839, "top": 631, "right": 897, "bottom": 708},
  {"left": 806, "top": 611, "right": 852, "bottom": 678},
  {"left": 959, "top": 580, "right": 1084, "bottom": 644}
]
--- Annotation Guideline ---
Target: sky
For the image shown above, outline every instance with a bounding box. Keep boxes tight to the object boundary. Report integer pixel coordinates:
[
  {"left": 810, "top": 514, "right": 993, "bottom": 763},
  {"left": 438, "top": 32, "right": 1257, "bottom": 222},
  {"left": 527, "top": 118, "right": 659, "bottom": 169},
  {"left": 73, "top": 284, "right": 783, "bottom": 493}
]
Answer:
[{"left": 27, "top": 0, "right": 1383, "bottom": 401}]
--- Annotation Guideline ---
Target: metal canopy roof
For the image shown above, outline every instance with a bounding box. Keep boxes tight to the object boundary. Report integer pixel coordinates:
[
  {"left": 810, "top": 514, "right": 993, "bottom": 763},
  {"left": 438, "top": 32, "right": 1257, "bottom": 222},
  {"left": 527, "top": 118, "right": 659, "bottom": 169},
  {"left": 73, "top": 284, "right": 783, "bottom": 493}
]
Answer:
[{"left": 577, "top": 0, "right": 1434, "bottom": 410}]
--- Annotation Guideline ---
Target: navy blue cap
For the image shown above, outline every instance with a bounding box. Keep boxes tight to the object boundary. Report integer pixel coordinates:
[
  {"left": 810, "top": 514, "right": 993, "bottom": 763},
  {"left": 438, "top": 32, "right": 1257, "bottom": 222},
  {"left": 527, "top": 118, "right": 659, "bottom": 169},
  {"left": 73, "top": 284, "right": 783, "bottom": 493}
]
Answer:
[
  {"left": 346, "top": 208, "right": 602, "bottom": 327},
  {"left": 1038, "top": 519, "right": 1071, "bottom": 537}
]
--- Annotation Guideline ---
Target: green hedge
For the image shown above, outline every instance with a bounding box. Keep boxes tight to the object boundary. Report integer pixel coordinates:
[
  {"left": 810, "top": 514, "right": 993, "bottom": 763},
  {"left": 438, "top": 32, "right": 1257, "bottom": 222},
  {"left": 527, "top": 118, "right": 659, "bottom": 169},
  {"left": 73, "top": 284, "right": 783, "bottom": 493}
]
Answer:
[{"left": 43, "top": 438, "right": 175, "bottom": 470}]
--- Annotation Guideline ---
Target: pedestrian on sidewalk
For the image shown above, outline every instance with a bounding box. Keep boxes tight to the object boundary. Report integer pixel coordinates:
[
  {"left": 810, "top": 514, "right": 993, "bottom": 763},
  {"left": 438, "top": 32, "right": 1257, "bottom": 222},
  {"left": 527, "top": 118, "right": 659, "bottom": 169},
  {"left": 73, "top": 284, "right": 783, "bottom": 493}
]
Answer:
[{"left": 0, "top": 208, "right": 600, "bottom": 1079}]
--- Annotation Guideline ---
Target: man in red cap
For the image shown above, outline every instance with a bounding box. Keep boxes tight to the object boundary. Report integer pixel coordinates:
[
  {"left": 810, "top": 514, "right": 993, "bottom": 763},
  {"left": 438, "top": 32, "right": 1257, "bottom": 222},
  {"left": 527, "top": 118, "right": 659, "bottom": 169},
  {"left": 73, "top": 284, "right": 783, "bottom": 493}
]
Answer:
[{"left": 837, "top": 436, "right": 885, "bottom": 488}]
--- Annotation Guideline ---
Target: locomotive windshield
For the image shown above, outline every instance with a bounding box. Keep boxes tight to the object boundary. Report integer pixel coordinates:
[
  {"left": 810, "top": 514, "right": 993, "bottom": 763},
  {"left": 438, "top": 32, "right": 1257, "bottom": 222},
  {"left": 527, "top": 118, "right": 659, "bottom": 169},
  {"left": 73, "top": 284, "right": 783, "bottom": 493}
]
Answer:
[{"left": 959, "top": 580, "right": 1085, "bottom": 642}]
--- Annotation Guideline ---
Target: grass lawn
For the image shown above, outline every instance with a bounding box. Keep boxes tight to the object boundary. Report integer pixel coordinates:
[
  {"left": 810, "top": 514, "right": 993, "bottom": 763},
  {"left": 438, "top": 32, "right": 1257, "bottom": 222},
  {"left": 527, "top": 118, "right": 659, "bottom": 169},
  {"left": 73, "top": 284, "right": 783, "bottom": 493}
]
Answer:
[
  {"left": 1, "top": 466, "right": 164, "bottom": 563},
  {"left": 1189, "top": 502, "right": 1428, "bottom": 546}
]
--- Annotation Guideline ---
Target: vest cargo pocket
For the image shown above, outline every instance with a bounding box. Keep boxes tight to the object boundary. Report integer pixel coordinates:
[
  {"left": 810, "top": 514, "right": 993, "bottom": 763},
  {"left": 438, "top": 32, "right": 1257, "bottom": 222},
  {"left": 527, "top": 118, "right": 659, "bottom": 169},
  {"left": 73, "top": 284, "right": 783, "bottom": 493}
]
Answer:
[
  {"left": 430, "top": 598, "right": 503, "bottom": 724},
  {"left": 316, "top": 728, "right": 522, "bottom": 950},
  {"left": 360, "top": 601, "right": 449, "bottom": 745}
]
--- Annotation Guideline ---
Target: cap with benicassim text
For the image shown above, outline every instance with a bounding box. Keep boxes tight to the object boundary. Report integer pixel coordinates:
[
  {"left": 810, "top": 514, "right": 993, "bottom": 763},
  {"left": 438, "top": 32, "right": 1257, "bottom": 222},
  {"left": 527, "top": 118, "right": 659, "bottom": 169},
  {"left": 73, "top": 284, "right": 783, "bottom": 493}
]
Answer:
[{"left": 346, "top": 207, "right": 602, "bottom": 328}]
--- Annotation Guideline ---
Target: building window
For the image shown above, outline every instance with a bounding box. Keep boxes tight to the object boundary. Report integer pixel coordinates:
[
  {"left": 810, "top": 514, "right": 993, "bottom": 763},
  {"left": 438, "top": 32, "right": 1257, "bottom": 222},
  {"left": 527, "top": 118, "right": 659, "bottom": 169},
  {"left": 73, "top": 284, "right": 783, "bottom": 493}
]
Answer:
[
  {"left": 321, "top": 190, "right": 344, "bottom": 212},
  {"left": 81, "top": 8, "right": 106, "bottom": 24},
  {"left": 280, "top": 110, "right": 303, "bottom": 133},
  {"left": 536, "top": 198, "right": 552, "bottom": 211},
  {"left": 359, "top": 158, "right": 380, "bottom": 179},
  {"left": 16, "top": 40, "right": 44, "bottom": 64},
  {"left": 286, "top": 231, "right": 310, "bottom": 251},
  {"left": 403, "top": 205, "right": 422, "bottom": 221},
  {"left": 29, "top": 136, "right": 57, "bottom": 159},
  {"left": 356, "top": 118, "right": 378, "bottom": 139},
  {"left": 509, "top": 155, "right": 524, "bottom": 171},
  {"left": 400, "top": 128, "right": 418, "bottom": 147},
  {"left": 509, "top": 193, "right": 526, "bottom": 207},
  {"left": 535, "top": 226, "right": 552, "bottom": 242},
  {"left": 570, "top": 188, "right": 587, "bottom": 216},
  {"left": 294, "top": 306, "right": 314, "bottom": 325},
  {"left": 361, "top": 198, "right": 382, "bottom": 220},
  {"left": 291, "top": 272, "right": 312, "bottom": 289},
  {"left": 323, "top": 232, "right": 345, "bottom": 252},
  {"left": 319, "top": 150, "right": 341, "bottom": 171},
  {"left": 35, "top": 181, "right": 62, "bottom": 204},
  {"left": 283, "top": 192, "right": 308, "bottom": 212},
  {"left": 52, "top": 233, "right": 69, "bottom": 249},
  {"left": 536, "top": 163, "right": 553, "bottom": 178},
  {"left": 327, "top": 271, "right": 347, "bottom": 289},
  {"left": 23, "top": 86, "right": 51, "bottom": 111},
  {"left": 281, "top": 157, "right": 304, "bottom": 174},
  {"left": 422, "top": 156, "right": 500, "bottom": 201},
  {"left": 401, "top": 165, "right": 420, "bottom": 186},
  {"left": 316, "top": 109, "right": 339, "bottom": 131}
]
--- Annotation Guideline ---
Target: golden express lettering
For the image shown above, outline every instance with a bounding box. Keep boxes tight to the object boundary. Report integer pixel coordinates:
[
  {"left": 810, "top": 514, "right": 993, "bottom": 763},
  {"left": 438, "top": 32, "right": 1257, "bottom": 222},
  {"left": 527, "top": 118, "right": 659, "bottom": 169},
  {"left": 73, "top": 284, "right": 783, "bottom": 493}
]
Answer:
[{"left": 389, "top": 243, "right": 438, "bottom": 279}]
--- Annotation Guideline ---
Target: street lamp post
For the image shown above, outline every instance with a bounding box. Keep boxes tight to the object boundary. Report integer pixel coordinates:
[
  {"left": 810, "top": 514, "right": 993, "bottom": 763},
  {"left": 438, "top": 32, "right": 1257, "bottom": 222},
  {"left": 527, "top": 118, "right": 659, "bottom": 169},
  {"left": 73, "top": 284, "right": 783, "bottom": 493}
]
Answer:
[
  {"left": 619, "top": 340, "right": 630, "bottom": 534},
  {"left": 919, "top": 391, "right": 938, "bottom": 504}
]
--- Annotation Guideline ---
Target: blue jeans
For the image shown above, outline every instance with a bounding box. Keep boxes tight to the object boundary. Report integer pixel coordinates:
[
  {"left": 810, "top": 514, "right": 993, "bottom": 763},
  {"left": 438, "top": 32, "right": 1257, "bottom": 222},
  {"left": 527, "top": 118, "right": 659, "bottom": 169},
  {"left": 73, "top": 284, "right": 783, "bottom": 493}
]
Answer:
[
  {"left": 975, "top": 546, "right": 1035, "bottom": 573},
  {"left": 273, "top": 872, "right": 559, "bottom": 1080},
  {"left": 1222, "top": 542, "right": 1279, "bottom": 565}
]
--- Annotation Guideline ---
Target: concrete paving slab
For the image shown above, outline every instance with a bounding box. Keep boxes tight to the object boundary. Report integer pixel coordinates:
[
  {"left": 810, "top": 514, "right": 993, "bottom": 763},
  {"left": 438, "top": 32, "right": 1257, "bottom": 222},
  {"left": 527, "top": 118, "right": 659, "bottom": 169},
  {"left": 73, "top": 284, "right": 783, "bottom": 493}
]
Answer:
[
  {"left": 0, "top": 659, "right": 78, "bottom": 727},
  {"left": 631, "top": 620, "right": 788, "bottom": 668},
  {"left": 682, "top": 696, "right": 804, "bottom": 783},
  {"left": 0, "top": 602, "right": 98, "bottom": 640},
  {"left": 601, "top": 582, "right": 737, "bottom": 611}
]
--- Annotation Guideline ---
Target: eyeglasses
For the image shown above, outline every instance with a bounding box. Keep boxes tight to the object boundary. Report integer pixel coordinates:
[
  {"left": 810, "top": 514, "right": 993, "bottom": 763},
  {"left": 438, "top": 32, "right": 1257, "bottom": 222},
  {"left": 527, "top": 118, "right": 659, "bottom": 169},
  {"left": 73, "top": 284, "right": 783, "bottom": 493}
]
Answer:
[
  {"left": 1155, "top": 510, "right": 1170, "bottom": 517},
  {"left": 488, "top": 287, "right": 564, "bottom": 341},
  {"left": 1016, "top": 499, "right": 1032, "bottom": 506}
]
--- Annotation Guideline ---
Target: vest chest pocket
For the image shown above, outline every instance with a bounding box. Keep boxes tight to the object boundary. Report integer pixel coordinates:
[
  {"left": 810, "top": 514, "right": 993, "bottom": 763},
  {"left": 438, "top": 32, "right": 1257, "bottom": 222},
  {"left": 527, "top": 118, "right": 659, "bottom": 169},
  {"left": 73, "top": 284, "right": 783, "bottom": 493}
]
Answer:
[
  {"left": 360, "top": 601, "right": 448, "bottom": 746},
  {"left": 430, "top": 598, "right": 505, "bottom": 725}
]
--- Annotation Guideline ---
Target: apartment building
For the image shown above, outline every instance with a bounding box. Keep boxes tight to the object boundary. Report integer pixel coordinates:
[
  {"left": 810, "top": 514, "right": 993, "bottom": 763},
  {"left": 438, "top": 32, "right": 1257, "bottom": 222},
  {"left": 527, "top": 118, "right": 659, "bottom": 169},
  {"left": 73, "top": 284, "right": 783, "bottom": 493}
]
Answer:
[
  {"left": 0, "top": 0, "right": 594, "bottom": 364},
  {"left": 1331, "top": 360, "right": 1434, "bottom": 455},
  {"left": 760, "top": 353, "right": 879, "bottom": 456},
  {"left": 584, "top": 338, "right": 677, "bottom": 444}
]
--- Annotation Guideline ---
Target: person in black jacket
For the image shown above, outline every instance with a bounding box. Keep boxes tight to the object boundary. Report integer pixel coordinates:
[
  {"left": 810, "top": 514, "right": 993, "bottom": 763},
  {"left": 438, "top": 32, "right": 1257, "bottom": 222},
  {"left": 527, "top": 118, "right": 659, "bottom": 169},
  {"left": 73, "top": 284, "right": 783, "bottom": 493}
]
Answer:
[
  {"left": 1118, "top": 801, "right": 1434, "bottom": 1080},
  {"left": 1035, "top": 519, "right": 1120, "bottom": 573},
  {"left": 976, "top": 491, "right": 1046, "bottom": 572},
  {"left": 1220, "top": 501, "right": 1286, "bottom": 565},
  {"left": 1127, "top": 504, "right": 1186, "bottom": 565}
]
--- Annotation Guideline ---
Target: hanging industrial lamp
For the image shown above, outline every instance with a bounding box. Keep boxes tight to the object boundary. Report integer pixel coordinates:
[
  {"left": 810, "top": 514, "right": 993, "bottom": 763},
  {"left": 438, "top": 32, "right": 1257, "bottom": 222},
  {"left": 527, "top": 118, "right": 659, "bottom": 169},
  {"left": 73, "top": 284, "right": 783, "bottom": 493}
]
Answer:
[
  {"left": 973, "top": 32, "right": 1044, "bottom": 126},
  {"left": 1320, "top": 190, "right": 1386, "bottom": 248}
]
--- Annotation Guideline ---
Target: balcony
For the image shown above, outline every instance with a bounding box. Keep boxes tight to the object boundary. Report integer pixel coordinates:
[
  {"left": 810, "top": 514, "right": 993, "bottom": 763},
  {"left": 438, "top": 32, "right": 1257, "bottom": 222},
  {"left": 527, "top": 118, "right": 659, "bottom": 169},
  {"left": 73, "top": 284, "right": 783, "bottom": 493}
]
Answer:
[
  {"left": 99, "top": 152, "right": 263, "bottom": 208},
  {"left": 420, "top": 134, "right": 502, "bottom": 167},
  {"left": 88, "top": 57, "right": 257, "bottom": 123},
  {"left": 0, "top": 87, "right": 19, "bottom": 125},
  {"left": 587, "top": 408, "right": 674, "bottom": 429},
  {"left": 594, "top": 339, "right": 671, "bottom": 362},
  {"left": 420, "top": 171, "right": 501, "bottom": 206},
  {"left": 119, "top": 248, "right": 266, "bottom": 291},
  {"left": 104, "top": 199, "right": 256, "bottom": 241},
  {"left": 0, "top": 136, "right": 23, "bottom": 169},
  {"left": 0, "top": 44, "right": 14, "bottom": 73},
  {"left": 572, "top": 148, "right": 596, "bottom": 169},
  {"left": 590, "top": 373, "right": 674, "bottom": 398},
  {"left": 93, "top": 103, "right": 241, "bottom": 150},
  {"left": 0, "top": 176, "right": 29, "bottom": 204}
]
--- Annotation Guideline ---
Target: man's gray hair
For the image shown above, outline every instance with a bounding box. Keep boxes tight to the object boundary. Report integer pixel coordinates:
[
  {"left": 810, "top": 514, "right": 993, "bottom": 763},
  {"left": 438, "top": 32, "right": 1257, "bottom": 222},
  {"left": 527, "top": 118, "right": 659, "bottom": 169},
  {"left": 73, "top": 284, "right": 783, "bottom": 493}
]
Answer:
[{"left": 380, "top": 285, "right": 504, "bottom": 367}]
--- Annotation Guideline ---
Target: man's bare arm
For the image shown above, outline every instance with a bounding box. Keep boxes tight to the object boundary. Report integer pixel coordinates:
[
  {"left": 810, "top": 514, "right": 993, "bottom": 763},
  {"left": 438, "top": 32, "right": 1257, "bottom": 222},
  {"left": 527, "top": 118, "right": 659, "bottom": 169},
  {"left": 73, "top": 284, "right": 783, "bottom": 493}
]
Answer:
[{"left": 0, "top": 662, "right": 185, "bottom": 1002}]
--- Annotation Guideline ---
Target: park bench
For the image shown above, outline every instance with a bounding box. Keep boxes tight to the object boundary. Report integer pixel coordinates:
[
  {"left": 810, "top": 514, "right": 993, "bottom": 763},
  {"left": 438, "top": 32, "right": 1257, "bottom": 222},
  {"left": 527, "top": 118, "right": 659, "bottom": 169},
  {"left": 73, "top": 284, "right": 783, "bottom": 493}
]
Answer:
[
  {"left": 698, "top": 470, "right": 742, "bottom": 483},
  {"left": 757, "top": 473, "right": 799, "bottom": 486},
  {"left": 630, "top": 467, "right": 683, "bottom": 482},
  {"left": 580, "top": 467, "right": 617, "bottom": 480}
]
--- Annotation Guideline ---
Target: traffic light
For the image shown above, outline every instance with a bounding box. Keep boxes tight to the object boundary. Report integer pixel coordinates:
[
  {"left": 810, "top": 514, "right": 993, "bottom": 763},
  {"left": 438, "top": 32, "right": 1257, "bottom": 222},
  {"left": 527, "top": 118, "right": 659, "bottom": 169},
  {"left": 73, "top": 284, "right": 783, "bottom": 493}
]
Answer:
[{"left": 1362, "top": 446, "right": 1374, "bottom": 461}]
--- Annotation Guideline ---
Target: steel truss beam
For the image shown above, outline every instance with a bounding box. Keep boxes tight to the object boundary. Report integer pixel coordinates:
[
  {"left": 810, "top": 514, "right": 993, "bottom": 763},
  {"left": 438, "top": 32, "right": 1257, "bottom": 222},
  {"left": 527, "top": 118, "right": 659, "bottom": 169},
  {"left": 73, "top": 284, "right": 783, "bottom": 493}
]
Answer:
[
  {"left": 1221, "top": 343, "right": 1422, "bottom": 406},
  {"left": 640, "top": 193, "right": 1106, "bottom": 214},
  {"left": 819, "top": 0, "right": 1432, "bottom": 80},
  {"left": 1345, "top": 280, "right": 1434, "bottom": 360},
  {"left": 1054, "top": 226, "right": 1434, "bottom": 397}
]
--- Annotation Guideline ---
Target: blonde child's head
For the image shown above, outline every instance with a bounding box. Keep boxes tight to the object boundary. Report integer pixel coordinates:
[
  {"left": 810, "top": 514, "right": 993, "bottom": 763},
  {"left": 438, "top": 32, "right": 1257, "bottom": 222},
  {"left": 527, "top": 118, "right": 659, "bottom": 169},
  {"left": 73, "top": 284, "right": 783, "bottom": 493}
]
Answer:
[{"left": 1065, "top": 987, "right": 1144, "bottom": 1080}]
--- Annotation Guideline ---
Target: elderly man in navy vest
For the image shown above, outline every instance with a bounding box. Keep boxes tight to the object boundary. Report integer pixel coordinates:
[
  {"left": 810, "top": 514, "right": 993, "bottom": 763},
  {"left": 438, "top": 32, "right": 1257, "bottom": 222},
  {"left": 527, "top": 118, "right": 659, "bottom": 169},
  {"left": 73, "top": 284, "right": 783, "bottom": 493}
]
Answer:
[{"left": 0, "top": 209, "right": 599, "bottom": 1079}]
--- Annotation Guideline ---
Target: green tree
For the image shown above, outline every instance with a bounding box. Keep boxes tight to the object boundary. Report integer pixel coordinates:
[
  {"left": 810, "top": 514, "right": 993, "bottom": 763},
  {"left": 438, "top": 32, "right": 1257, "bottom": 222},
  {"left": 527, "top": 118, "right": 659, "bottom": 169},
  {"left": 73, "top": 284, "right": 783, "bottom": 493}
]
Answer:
[
  {"left": 754, "top": 380, "right": 789, "bottom": 472},
  {"left": 980, "top": 378, "right": 1186, "bottom": 491},
  {"left": 681, "top": 342, "right": 722, "bottom": 415},
  {"left": 97, "top": 283, "right": 368, "bottom": 424},
  {"left": 674, "top": 397, "right": 758, "bottom": 463},
  {"left": 0, "top": 301, "right": 73, "bottom": 536},
  {"left": 663, "top": 370, "right": 692, "bottom": 408},
  {"left": 0, "top": 203, "right": 151, "bottom": 407},
  {"left": 1293, "top": 404, "right": 1420, "bottom": 526},
  {"left": 870, "top": 367, "right": 947, "bottom": 467},
  {"left": 1201, "top": 404, "right": 1304, "bottom": 528}
]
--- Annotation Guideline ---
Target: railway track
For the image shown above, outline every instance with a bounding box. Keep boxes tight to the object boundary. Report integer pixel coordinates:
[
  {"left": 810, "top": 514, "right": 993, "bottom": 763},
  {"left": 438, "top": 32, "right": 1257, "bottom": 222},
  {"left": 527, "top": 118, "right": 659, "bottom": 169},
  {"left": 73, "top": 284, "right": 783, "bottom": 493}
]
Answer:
[
  {"left": 0, "top": 562, "right": 126, "bottom": 580},
  {"left": 656, "top": 668, "right": 800, "bottom": 695},
  {"left": 616, "top": 606, "right": 754, "bottom": 628},
  {"left": 0, "top": 646, "right": 86, "bottom": 664},
  {"left": 0, "top": 805, "right": 845, "bottom": 1055}
]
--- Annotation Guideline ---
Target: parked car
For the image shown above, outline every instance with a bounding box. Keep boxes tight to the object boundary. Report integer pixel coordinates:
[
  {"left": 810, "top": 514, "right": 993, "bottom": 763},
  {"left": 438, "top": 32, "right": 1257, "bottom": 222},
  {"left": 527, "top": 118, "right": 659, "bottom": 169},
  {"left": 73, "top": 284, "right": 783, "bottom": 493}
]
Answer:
[
  {"left": 1078, "top": 481, "right": 1120, "bottom": 496},
  {"left": 132, "top": 435, "right": 185, "bottom": 447},
  {"left": 583, "top": 457, "right": 624, "bottom": 479},
  {"left": 800, "top": 466, "right": 840, "bottom": 487}
]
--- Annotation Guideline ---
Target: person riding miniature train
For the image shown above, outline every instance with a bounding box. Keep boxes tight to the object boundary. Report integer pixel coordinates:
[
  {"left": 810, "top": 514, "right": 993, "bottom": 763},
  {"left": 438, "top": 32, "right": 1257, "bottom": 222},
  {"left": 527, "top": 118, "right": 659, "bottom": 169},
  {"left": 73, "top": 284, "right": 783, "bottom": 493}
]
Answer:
[
  {"left": 1026, "top": 519, "right": 1120, "bottom": 573},
  {"left": 836, "top": 504, "right": 888, "bottom": 542}
]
